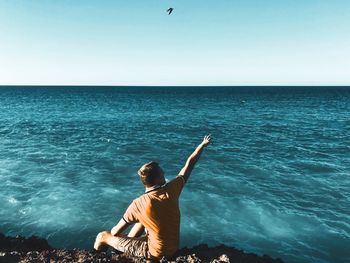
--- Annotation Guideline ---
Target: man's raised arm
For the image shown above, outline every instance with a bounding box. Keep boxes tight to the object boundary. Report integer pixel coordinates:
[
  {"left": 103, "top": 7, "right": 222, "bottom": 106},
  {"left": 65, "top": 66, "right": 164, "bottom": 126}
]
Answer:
[{"left": 178, "top": 134, "right": 212, "bottom": 183}]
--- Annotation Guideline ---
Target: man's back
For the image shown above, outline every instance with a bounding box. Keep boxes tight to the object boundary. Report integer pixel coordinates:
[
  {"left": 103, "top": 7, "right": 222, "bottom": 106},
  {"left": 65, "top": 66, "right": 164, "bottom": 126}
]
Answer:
[{"left": 123, "top": 175, "right": 185, "bottom": 258}]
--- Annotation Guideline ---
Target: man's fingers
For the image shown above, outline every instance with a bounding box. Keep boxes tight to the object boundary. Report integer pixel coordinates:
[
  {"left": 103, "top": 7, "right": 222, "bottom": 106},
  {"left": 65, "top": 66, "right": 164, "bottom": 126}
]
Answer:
[{"left": 203, "top": 134, "right": 212, "bottom": 143}]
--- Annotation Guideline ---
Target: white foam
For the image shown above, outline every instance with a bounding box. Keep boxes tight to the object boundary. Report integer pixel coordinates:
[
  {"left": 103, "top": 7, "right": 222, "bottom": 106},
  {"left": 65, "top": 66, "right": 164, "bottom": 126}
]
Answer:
[{"left": 8, "top": 197, "right": 19, "bottom": 204}]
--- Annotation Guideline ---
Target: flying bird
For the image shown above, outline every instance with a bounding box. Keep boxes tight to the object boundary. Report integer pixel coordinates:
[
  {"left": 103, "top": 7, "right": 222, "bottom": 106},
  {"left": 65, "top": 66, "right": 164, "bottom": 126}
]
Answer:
[{"left": 166, "top": 7, "right": 174, "bottom": 15}]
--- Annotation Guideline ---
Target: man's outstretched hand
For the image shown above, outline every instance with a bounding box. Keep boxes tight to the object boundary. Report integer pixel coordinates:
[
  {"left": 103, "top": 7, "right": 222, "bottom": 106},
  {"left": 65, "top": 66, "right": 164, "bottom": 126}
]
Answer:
[
  {"left": 179, "top": 134, "right": 212, "bottom": 182},
  {"left": 201, "top": 134, "right": 212, "bottom": 147}
]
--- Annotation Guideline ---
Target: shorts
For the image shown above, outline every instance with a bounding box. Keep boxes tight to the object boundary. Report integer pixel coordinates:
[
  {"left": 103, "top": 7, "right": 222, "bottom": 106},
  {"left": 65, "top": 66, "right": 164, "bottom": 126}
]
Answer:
[{"left": 111, "top": 235, "right": 154, "bottom": 259}]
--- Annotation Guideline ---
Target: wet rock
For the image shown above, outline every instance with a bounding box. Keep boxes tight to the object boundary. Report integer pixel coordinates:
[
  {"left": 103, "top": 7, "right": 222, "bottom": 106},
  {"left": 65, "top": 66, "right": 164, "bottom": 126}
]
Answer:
[{"left": 0, "top": 233, "right": 51, "bottom": 253}]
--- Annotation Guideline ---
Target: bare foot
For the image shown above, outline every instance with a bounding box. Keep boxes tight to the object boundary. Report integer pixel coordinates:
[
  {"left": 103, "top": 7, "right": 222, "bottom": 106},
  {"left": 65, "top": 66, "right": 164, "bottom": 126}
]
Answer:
[{"left": 94, "top": 231, "right": 109, "bottom": 251}]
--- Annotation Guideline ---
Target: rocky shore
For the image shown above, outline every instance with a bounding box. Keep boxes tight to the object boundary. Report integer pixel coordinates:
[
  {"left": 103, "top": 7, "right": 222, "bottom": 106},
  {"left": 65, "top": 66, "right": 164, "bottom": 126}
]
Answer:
[{"left": 0, "top": 234, "right": 284, "bottom": 263}]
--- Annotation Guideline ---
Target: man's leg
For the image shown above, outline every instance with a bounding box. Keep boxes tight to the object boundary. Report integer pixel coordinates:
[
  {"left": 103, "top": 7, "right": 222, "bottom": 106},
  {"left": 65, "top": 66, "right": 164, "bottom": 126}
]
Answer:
[
  {"left": 94, "top": 223, "right": 143, "bottom": 251},
  {"left": 94, "top": 231, "right": 148, "bottom": 258},
  {"left": 94, "top": 231, "right": 127, "bottom": 252}
]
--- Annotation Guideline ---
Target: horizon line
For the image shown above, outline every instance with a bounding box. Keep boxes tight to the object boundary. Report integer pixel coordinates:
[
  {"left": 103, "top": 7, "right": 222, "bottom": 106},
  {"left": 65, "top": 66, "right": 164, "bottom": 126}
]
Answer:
[{"left": 0, "top": 84, "right": 350, "bottom": 87}]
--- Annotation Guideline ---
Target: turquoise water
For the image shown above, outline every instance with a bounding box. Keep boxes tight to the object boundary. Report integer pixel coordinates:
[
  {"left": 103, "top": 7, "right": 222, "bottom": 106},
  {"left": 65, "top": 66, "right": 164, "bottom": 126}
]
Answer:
[{"left": 0, "top": 86, "right": 349, "bottom": 263}]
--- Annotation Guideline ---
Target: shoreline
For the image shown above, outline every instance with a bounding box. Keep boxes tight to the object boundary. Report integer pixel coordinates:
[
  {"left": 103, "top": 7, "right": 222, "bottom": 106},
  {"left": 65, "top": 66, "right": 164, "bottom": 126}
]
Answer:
[{"left": 0, "top": 233, "right": 284, "bottom": 263}]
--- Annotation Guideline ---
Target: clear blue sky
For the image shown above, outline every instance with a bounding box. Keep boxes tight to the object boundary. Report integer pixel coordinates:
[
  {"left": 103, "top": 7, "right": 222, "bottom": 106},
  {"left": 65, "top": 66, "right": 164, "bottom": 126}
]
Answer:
[{"left": 0, "top": 0, "right": 349, "bottom": 85}]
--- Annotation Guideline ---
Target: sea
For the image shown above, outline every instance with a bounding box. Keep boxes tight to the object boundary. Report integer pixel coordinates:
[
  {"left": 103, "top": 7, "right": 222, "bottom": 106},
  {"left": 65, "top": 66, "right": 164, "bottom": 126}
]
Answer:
[{"left": 0, "top": 86, "right": 349, "bottom": 263}]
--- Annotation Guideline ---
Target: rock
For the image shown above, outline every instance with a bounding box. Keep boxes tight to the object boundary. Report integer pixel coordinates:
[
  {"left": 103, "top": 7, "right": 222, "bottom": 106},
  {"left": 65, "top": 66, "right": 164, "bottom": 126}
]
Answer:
[
  {"left": 0, "top": 234, "right": 51, "bottom": 253},
  {"left": 0, "top": 233, "right": 284, "bottom": 263},
  {"left": 218, "top": 254, "right": 229, "bottom": 262}
]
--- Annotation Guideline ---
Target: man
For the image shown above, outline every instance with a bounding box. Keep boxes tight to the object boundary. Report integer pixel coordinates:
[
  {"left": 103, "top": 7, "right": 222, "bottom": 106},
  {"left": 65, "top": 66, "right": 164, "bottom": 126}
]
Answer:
[{"left": 94, "top": 134, "right": 212, "bottom": 260}]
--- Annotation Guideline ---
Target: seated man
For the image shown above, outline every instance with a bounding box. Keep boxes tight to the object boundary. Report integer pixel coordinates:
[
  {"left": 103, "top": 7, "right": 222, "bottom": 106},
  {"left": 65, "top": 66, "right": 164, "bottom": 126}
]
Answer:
[{"left": 94, "top": 134, "right": 212, "bottom": 260}]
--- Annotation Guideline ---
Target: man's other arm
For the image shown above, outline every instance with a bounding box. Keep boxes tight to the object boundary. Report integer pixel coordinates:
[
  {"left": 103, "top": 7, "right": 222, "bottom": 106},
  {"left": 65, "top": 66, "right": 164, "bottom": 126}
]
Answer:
[
  {"left": 178, "top": 134, "right": 212, "bottom": 183},
  {"left": 111, "top": 218, "right": 129, "bottom": 236}
]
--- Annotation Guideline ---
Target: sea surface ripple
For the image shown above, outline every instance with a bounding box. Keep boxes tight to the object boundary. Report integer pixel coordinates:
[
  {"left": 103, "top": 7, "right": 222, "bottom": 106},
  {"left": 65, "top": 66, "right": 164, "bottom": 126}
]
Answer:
[{"left": 0, "top": 86, "right": 349, "bottom": 263}]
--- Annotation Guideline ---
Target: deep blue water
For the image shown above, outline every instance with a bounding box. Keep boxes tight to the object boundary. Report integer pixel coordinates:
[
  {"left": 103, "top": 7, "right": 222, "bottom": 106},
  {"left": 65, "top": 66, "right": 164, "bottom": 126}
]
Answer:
[{"left": 0, "top": 86, "right": 349, "bottom": 263}]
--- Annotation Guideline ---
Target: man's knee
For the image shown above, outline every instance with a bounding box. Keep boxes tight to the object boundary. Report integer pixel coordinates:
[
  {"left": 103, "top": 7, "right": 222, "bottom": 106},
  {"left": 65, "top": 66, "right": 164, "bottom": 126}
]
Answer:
[
  {"left": 99, "top": 231, "right": 112, "bottom": 241},
  {"left": 94, "top": 231, "right": 111, "bottom": 251}
]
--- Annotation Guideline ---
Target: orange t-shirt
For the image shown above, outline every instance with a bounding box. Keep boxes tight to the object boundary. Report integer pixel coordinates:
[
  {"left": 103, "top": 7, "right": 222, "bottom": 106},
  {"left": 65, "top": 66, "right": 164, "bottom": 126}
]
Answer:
[{"left": 123, "top": 175, "right": 185, "bottom": 259}]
